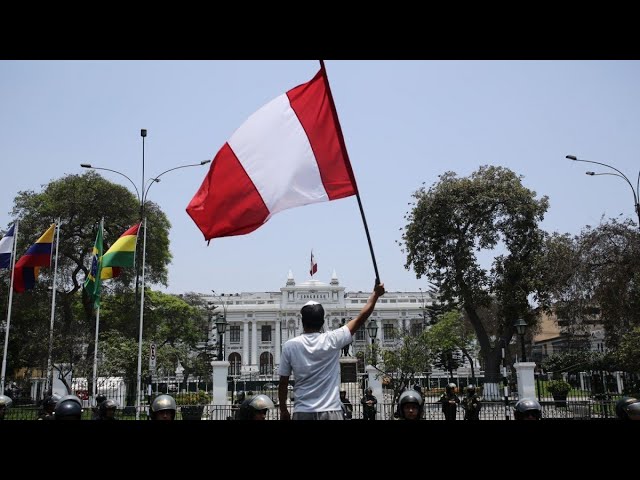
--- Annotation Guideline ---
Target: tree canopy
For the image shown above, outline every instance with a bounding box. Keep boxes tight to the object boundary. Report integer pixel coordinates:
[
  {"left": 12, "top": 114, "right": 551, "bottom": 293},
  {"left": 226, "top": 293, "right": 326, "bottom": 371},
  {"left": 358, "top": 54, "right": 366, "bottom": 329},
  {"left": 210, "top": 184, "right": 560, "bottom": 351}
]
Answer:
[{"left": 400, "top": 165, "right": 549, "bottom": 384}]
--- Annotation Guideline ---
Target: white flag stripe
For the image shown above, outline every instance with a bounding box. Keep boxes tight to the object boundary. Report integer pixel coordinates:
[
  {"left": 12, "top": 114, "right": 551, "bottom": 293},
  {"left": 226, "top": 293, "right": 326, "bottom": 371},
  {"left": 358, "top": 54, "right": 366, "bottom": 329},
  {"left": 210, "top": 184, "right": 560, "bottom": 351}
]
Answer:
[{"left": 229, "top": 93, "right": 329, "bottom": 217}]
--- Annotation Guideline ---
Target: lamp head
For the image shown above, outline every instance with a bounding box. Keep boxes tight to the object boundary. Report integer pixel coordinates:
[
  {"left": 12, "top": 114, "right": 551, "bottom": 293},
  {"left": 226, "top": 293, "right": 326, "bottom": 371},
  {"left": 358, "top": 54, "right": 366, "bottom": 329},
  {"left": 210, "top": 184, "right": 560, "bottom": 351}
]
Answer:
[
  {"left": 513, "top": 318, "right": 528, "bottom": 336},
  {"left": 80, "top": 163, "right": 92, "bottom": 168},
  {"left": 566, "top": 155, "right": 577, "bottom": 160}
]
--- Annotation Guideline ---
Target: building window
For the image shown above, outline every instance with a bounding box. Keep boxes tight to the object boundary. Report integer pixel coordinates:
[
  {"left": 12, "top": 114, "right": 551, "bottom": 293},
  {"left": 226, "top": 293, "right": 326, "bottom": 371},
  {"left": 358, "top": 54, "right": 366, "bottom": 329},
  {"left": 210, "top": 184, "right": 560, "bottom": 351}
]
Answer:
[
  {"left": 260, "top": 352, "right": 274, "bottom": 375},
  {"left": 262, "top": 325, "right": 272, "bottom": 342},
  {"left": 229, "top": 353, "right": 241, "bottom": 376},
  {"left": 411, "top": 323, "right": 422, "bottom": 336},
  {"left": 355, "top": 330, "right": 365, "bottom": 341},
  {"left": 383, "top": 323, "right": 396, "bottom": 340},
  {"left": 229, "top": 325, "right": 240, "bottom": 343}
]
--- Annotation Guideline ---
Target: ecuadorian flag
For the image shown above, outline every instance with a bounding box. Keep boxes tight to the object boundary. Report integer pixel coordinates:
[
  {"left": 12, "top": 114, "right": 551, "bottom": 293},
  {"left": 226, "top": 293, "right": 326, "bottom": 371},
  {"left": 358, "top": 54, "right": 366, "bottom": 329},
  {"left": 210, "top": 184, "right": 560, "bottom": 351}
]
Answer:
[
  {"left": 101, "top": 223, "right": 140, "bottom": 280},
  {"left": 13, "top": 223, "right": 55, "bottom": 293}
]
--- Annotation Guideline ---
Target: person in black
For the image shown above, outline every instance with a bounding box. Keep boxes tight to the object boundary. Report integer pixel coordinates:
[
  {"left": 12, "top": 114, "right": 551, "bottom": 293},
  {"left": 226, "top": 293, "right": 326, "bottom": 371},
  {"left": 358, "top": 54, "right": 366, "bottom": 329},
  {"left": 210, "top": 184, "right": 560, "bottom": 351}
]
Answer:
[
  {"left": 461, "top": 384, "right": 481, "bottom": 421},
  {"left": 361, "top": 387, "right": 377, "bottom": 420},
  {"left": 439, "top": 383, "right": 460, "bottom": 421},
  {"left": 340, "top": 390, "right": 353, "bottom": 420}
]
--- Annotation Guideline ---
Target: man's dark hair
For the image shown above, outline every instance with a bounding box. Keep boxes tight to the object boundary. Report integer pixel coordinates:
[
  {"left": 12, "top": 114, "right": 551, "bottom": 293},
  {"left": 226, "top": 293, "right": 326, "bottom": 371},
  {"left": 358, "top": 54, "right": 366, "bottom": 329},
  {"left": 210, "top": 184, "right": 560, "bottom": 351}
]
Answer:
[{"left": 301, "top": 303, "right": 324, "bottom": 331}]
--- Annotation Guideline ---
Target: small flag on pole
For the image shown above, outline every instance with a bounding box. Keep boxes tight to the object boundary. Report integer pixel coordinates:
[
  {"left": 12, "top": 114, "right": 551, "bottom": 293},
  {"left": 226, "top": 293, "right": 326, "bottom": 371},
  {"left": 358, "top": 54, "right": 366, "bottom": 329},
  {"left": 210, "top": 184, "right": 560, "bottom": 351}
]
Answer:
[
  {"left": 101, "top": 223, "right": 140, "bottom": 280},
  {"left": 83, "top": 220, "right": 103, "bottom": 310},
  {"left": 13, "top": 223, "right": 55, "bottom": 293},
  {"left": 310, "top": 250, "right": 317, "bottom": 277},
  {"left": 0, "top": 224, "right": 15, "bottom": 269}
]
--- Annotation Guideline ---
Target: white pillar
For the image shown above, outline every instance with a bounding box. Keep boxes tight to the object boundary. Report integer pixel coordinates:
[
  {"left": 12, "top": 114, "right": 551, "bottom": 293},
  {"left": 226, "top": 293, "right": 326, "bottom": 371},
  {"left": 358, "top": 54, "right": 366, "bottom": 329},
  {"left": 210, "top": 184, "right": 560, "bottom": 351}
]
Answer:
[
  {"left": 251, "top": 320, "right": 258, "bottom": 369},
  {"left": 274, "top": 318, "right": 281, "bottom": 365},
  {"left": 211, "top": 360, "right": 230, "bottom": 408},
  {"left": 242, "top": 321, "right": 249, "bottom": 368},
  {"left": 366, "top": 364, "right": 383, "bottom": 409},
  {"left": 514, "top": 362, "right": 536, "bottom": 399}
]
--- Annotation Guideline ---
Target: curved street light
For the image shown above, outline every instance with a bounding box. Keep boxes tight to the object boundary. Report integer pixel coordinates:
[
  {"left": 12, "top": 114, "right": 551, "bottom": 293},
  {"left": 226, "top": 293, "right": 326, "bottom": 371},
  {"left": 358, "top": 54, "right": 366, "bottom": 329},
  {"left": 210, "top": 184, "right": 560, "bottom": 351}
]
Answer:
[
  {"left": 566, "top": 154, "right": 640, "bottom": 229},
  {"left": 80, "top": 142, "right": 211, "bottom": 419}
]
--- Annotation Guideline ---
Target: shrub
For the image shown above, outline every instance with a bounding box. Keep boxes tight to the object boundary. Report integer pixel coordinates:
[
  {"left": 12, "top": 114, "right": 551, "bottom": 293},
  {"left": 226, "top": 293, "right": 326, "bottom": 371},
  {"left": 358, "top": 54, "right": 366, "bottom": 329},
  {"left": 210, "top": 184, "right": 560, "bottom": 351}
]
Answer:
[{"left": 174, "top": 390, "right": 211, "bottom": 405}]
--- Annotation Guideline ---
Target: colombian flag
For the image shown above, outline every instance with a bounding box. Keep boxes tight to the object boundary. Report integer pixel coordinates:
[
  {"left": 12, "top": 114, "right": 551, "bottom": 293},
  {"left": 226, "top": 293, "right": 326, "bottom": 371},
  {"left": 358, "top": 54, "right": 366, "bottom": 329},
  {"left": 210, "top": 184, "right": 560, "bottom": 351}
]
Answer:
[
  {"left": 101, "top": 223, "right": 140, "bottom": 280},
  {"left": 13, "top": 223, "right": 55, "bottom": 293}
]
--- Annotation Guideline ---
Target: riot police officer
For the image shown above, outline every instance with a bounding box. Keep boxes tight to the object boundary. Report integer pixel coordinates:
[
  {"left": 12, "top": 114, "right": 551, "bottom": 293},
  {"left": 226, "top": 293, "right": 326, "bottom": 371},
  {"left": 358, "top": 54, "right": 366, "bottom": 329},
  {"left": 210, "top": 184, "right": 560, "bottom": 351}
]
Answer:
[
  {"left": 54, "top": 397, "right": 83, "bottom": 420},
  {"left": 439, "top": 383, "right": 460, "bottom": 421},
  {"left": 38, "top": 393, "right": 61, "bottom": 420},
  {"left": 397, "top": 389, "right": 424, "bottom": 421},
  {"left": 615, "top": 396, "right": 640, "bottom": 421},
  {"left": 237, "top": 394, "right": 275, "bottom": 420},
  {"left": 462, "top": 384, "right": 482, "bottom": 421},
  {"left": 0, "top": 394, "right": 12, "bottom": 420},
  {"left": 150, "top": 394, "right": 176, "bottom": 421},
  {"left": 513, "top": 398, "right": 542, "bottom": 420},
  {"left": 96, "top": 399, "right": 118, "bottom": 420}
]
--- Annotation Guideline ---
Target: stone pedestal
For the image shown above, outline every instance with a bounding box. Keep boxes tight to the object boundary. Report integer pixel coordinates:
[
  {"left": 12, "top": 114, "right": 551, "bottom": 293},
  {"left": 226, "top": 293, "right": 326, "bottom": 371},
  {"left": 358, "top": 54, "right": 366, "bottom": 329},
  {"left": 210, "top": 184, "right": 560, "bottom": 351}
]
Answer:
[
  {"left": 514, "top": 362, "right": 536, "bottom": 400},
  {"left": 211, "top": 360, "right": 230, "bottom": 406},
  {"left": 340, "top": 357, "right": 358, "bottom": 383},
  {"left": 366, "top": 364, "right": 383, "bottom": 402}
]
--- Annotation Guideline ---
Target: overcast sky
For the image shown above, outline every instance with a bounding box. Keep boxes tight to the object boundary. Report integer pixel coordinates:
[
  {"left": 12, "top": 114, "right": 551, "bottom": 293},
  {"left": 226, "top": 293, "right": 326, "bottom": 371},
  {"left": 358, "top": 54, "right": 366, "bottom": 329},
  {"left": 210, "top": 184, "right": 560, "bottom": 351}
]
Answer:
[{"left": 1, "top": 60, "right": 639, "bottom": 295}]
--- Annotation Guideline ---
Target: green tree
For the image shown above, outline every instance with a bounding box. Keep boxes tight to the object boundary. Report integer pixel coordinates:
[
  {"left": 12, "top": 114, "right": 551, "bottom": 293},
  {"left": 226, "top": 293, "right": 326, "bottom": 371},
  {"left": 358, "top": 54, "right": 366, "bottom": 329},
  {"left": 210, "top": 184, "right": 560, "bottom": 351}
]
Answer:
[
  {"left": 377, "top": 328, "right": 433, "bottom": 405},
  {"left": 3, "top": 172, "right": 172, "bottom": 393},
  {"left": 425, "top": 310, "right": 478, "bottom": 382},
  {"left": 400, "top": 166, "right": 549, "bottom": 395},
  {"left": 540, "top": 218, "right": 640, "bottom": 350}
]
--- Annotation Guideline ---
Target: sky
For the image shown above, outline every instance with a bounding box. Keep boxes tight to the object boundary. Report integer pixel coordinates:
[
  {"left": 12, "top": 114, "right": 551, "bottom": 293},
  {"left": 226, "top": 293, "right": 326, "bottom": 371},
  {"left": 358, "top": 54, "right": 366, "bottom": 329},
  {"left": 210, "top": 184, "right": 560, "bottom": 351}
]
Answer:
[{"left": 1, "top": 60, "right": 639, "bottom": 296}]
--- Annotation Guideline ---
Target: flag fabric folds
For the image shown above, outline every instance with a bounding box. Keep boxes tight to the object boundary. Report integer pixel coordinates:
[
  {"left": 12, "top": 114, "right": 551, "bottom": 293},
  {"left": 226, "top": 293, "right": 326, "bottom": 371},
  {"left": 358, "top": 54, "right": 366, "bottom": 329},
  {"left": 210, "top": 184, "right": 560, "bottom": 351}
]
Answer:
[
  {"left": 310, "top": 250, "right": 317, "bottom": 277},
  {"left": 13, "top": 223, "right": 55, "bottom": 293},
  {"left": 101, "top": 223, "right": 140, "bottom": 280},
  {"left": 84, "top": 222, "right": 103, "bottom": 309},
  {"left": 0, "top": 224, "right": 15, "bottom": 269},
  {"left": 187, "top": 66, "right": 358, "bottom": 241}
]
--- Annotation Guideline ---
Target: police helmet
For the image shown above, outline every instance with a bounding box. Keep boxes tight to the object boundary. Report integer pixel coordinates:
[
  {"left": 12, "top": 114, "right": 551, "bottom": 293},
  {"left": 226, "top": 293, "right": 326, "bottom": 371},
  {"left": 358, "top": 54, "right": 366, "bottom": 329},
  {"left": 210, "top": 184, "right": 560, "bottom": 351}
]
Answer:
[
  {"left": 365, "top": 387, "right": 372, "bottom": 395},
  {"left": 238, "top": 394, "right": 275, "bottom": 420},
  {"left": 54, "top": 399, "right": 83, "bottom": 419},
  {"left": 616, "top": 397, "right": 640, "bottom": 420},
  {"left": 513, "top": 398, "right": 541, "bottom": 420},
  {"left": 398, "top": 389, "right": 424, "bottom": 419},
  {"left": 466, "top": 384, "right": 476, "bottom": 394},
  {"left": 95, "top": 394, "right": 107, "bottom": 406},
  {"left": 59, "top": 394, "right": 83, "bottom": 407},
  {"left": 0, "top": 394, "right": 13, "bottom": 408},
  {"left": 150, "top": 394, "right": 176, "bottom": 419},
  {"left": 446, "top": 383, "right": 457, "bottom": 392},
  {"left": 236, "top": 390, "right": 245, "bottom": 402},
  {"left": 99, "top": 399, "right": 118, "bottom": 418}
]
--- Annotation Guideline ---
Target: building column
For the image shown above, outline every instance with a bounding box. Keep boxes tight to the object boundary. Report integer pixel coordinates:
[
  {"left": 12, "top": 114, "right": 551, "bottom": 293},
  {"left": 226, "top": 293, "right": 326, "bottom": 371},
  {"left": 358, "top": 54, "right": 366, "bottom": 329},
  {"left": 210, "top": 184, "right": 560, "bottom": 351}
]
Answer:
[
  {"left": 252, "top": 320, "right": 258, "bottom": 369},
  {"left": 514, "top": 362, "right": 536, "bottom": 399},
  {"left": 242, "top": 321, "right": 249, "bottom": 367},
  {"left": 274, "top": 318, "right": 281, "bottom": 365}
]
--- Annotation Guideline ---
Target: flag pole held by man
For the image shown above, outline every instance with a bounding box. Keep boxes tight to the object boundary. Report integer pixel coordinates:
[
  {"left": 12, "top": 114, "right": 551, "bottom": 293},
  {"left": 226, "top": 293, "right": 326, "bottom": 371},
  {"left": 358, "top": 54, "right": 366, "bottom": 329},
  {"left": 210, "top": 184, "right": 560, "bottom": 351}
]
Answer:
[{"left": 186, "top": 60, "right": 381, "bottom": 281}]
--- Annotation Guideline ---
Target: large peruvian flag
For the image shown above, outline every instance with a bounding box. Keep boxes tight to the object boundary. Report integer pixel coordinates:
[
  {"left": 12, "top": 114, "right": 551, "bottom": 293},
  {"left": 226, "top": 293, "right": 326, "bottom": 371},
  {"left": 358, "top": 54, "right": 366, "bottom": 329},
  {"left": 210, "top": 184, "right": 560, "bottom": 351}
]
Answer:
[{"left": 187, "top": 66, "right": 358, "bottom": 241}]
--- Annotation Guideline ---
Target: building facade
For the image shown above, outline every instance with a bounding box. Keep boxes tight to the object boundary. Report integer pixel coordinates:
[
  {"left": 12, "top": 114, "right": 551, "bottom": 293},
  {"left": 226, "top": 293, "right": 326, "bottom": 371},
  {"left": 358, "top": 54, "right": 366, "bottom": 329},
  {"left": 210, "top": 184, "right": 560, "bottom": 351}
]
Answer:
[{"left": 201, "top": 271, "right": 435, "bottom": 377}]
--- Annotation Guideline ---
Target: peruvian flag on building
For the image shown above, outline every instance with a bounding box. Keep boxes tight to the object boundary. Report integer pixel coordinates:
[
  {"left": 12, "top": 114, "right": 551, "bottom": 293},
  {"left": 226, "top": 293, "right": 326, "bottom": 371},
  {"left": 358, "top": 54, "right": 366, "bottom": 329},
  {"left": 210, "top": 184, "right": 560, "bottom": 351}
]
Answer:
[
  {"left": 310, "top": 250, "right": 318, "bottom": 277},
  {"left": 186, "top": 64, "right": 358, "bottom": 241}
]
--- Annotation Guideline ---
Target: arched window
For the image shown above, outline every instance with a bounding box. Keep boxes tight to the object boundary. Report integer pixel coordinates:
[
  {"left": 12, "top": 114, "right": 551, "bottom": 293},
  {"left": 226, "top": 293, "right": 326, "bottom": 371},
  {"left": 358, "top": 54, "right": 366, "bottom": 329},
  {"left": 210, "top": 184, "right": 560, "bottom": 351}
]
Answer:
[
  {"left": 229, "top": 352, "right": 242, "bottom": 376},
  {"left": 260, "top": 352, "right": 274, "bottom": 375}
]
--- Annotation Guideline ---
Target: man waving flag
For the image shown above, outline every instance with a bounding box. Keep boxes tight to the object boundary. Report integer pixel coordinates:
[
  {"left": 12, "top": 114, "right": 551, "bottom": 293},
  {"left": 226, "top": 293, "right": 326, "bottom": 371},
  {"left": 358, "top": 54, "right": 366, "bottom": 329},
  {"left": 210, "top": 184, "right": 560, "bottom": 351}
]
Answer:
[{"left": 187, "top": 64, "right": 358, "bottom": 241}]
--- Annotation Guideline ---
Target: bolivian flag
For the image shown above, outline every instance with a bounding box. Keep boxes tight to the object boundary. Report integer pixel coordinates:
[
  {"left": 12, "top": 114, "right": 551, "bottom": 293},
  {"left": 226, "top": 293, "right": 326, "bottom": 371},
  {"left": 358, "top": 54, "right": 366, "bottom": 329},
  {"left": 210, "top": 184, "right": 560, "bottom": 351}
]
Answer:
[{"left": 101, "top": 223, "right": 140, "bottom": 280}]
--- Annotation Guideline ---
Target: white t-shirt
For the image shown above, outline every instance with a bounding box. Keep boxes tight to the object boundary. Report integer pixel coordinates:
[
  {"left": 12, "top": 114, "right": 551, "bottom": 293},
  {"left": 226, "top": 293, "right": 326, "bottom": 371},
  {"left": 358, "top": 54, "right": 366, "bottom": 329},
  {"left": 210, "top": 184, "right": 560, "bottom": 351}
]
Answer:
[{"left": 278, "top": 325, "right": 352, "bottom": 413}]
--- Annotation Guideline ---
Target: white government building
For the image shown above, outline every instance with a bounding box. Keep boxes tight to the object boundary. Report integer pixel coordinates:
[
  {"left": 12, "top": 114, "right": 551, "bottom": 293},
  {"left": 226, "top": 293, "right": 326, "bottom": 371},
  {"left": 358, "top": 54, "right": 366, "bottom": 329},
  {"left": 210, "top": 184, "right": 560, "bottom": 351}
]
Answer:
[{"left": 200, "top": 270, "right": 441, "bottom": 377}]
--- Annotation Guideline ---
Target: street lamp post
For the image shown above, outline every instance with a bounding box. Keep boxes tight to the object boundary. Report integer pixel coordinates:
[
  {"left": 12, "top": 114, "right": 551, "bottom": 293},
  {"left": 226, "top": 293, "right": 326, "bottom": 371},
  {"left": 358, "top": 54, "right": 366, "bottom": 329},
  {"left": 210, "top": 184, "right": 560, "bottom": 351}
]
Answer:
[
  {"left": 513, "top": 318, "right": 528, "bottom": 363},
  {"left": 566, "top": 154, "right": 640, "bottom": 229},
  {"left": 80, "top": 136, "right": 210, "bottom": 419},
  {"left": 215, "top": 314, "right": 228, "bottom": 361},
  {"left": 366, "top": 320, "right": 378, "bottom": 366},
  {"left": 419, "top": 287, "right": 427, "bottom": 332}
]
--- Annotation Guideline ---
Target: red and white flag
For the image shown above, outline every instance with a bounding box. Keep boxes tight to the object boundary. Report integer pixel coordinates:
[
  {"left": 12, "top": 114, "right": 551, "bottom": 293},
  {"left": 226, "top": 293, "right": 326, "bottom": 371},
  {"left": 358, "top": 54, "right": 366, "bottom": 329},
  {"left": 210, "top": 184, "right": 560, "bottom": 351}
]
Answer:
[
  {"left": 310, "top": 250, "right": 317, "bottom": 277},
  {"left": 187, "top": 66, "right": 358, "bottom": 241}
]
